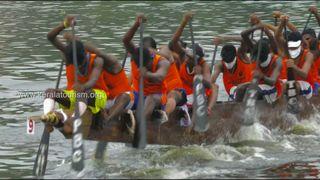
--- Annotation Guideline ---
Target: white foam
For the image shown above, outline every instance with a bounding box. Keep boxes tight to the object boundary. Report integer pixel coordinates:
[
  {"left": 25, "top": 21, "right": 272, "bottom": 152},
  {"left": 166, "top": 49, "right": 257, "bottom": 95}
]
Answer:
[{"left": 229, "top": 123, "right": 274, "bottom": 143}]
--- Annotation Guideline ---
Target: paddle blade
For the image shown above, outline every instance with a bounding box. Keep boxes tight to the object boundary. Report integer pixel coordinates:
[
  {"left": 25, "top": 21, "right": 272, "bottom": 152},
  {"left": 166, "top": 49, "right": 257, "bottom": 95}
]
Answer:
[
  {"left": 94, "top": 142, "right": 108, "bottom": 160},
  {"left": 286, "top": 67, "right": 299, "bottom": 114},
  {"left": 33, "top": 127, "right": 50, "bottom": 177},
  {"left": 71, "top": 117, "right": 85, "bottom": 171},
  {"left": 243, "top": 87, "right": 258, "bottom": 126},
  {"left": 192, "top": 74, "right": 209, "bottom": 132},
  {"left": 132, "top": 90, "right": 147, "bottom": 149}
]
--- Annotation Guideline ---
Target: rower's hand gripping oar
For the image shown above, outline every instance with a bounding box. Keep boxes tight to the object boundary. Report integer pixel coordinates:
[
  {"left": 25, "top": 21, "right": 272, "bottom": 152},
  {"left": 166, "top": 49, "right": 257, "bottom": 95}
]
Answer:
[
  {"left": 242, "top": 29, "right": 264, "bottom": 126},
  {"left": 189, "top": 18, "right": 209, "bottom": 133},
  {"left": 284, "top": 20, "right": 299, "bottom": 114},
  {"left": 32, "top": 49, "right": 64, "bottom": 177},
  {"left": 71, "top": 19, "right": 85, "bottom": 172},
  {"left": 94, "top": 51, "right": 129, "bottom": 159},
  {"left": 132, "top": 18, "right": 147, "bottom": 148}
]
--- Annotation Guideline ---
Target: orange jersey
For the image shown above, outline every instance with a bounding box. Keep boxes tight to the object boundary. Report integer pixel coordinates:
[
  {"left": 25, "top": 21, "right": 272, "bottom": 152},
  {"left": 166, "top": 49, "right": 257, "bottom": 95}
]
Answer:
[
  {"left": 66, "top": 52, "right": 108, "bottom": 94},
  {"left": 281, "top": 50, "right": 317, "bottom": 87},
  {"left": 222, "top": 57, "right": 255, "bottom": 95},
  {"left": 165, "top": 61, "right": 184, "bottom": 91},
  {"left": 258, "top": 54, "right": 283, "bottom": 96},
  {"left": 179, "top": 58, "right": 206, "bottom": 95},
  {"left": 130, "top": 54, "right": 167, "bottom": 96},
  {"left": 103, "top": 69, "right": 132, "bottom": 100}
]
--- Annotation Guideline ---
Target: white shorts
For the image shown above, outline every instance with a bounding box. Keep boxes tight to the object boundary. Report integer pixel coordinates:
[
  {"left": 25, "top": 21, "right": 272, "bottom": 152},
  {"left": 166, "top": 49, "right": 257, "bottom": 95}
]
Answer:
[
  {"left": 105, "top": 92, "right": 134, "bottom": 110},
  {"left": 297, "top": 80, "right": 312, "bottom": 99},
  {"left": 258, "top": 84, "right": 277, "bottom": 104}
]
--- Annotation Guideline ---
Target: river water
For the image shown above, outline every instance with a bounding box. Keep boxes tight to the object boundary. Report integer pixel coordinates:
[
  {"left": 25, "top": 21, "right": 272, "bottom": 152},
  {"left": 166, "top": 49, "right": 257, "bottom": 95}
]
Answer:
[{"left": 1, "top": 1, "right": 320, "bottom": 179}]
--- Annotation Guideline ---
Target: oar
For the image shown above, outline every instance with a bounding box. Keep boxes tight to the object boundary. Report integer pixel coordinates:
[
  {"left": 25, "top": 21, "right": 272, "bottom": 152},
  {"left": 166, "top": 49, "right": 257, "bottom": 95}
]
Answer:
[
  {"left": 71, "top": 20, "right": 85, "bottom": 171},
  {"left": 121, "top": 51, "right": 128, "bottom": 69},
  {"left": 132, "top": 20, "right": 147, "bottom": 148},
  {"left": 242, "top": 29, "right": 264, "bottom": 126},
  {"left": 302, "top": 12, "right": 312, "bottom": 33},
  {"left": 210, "top": 45, "right": 218, "bottom": 73},
  {"left": 285, "top": 22, "right": 299, "bottom": 114},
  {"left": 94, "top": 52, "right": 129, "bottom": 159},
  {"left": 274, "top": 17, "right": 278, "bottom": 26},
  {"left": 33, "top": 59, "right": 64, "bottom": 177},
  {"left": 189, "top": 18, "right": 209, "bottom": 132}
]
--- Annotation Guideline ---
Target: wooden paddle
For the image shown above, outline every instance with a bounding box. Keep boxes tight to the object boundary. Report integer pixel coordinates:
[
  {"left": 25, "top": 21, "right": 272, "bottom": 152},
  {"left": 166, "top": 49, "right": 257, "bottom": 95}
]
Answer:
[
  {"left": 132, "top": 20, "right": 147, "bottom": 148},
  {"left": 94, "top": 51, "right": 129, "bottom": 159},
  {"left": 284, "top": 22, "right": 299, "bottom": 114},
  {"left": 242, "top": 29, "right": 264, "bottom": 126},
  {"left": 210, "top": 45, "right": 218, "bottom": 73},
  {"left": 303, "top": 12, "right": 312, "bottom": 33},
  {"left": 32, "top": 58, "right": 64, "bottom": 177},
  {"left": 70, "top": 20, "right": 85, "bottom": 171},
  {"left": 188, "top": 18, "right": 209, "bottom": 133}
]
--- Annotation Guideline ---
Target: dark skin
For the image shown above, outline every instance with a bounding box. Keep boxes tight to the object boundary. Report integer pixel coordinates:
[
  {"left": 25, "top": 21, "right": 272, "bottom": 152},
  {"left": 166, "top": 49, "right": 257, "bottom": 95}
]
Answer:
[
  {"left": 122, "top": 13, "right": 170, "bottom": 120},
  {"left": 64, "top": 32, "right": 132, "bottom": 122},
  {"left": 45, "top": 15, "right": 106, "bottom": 133},
  {"left": 241, "top": 24, "right": 278, "bottom": 55},
  {"left": 171, "top": 11, "right": 217, "bottom": 115}
]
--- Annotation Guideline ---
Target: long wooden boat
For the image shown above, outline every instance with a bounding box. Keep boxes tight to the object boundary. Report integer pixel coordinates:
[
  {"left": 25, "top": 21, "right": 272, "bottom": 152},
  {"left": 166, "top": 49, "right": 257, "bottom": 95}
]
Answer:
[{"left": 51, "top": 96, "right": 320, "bottom": 146}]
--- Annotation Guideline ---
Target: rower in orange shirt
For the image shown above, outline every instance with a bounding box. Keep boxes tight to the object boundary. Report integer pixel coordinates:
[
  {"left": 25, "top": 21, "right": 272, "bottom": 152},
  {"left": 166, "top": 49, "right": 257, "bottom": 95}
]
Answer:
[{"left": 123, "top": 13, "right": 170, "bottom": 122}]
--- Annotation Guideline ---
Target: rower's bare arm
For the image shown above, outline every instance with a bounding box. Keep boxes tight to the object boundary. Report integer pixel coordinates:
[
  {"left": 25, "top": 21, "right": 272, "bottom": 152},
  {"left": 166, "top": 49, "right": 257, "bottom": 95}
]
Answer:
[
  {"left": 122, "top": 13, "right": 146, "bottom": 54},
  {"left": 212, "top": 35, "right": 243, "bottom": 46},
  {"left": 241, "top": 24, "right": 262, "bottom": 51},
  {"left": 47, "top": 16, "right": 75, "bottom": 53},
  {"left": 84, "top": 42, "right": 121, "bottom": 73},
  {"left": 83, "top": 57, "right": 104, "bottom": 90},
  {"left": 275, "top": 16, "right": 288, "bottom": 57},
  {"left": 296, "top": 52, "right": 314, "bottom": 79},
  {"left": 172, "top": 11, "right": 193, "bottom": 55},
  {"left": 145, "top": 58, "right": 170, "bottom": 83},
  {"left": 263, "top": 27, "right": 278, "bottom": 54},
  {"left": 211, "top": 62, "right": 223, "bottom": 84},
  {"left": 201, "top": 62, "right": 213, "bottom": 89},
  {"left": 264, "top": 58, "right": 282, "bottom": 86},
  {"left": 309, "top": 6, "right": 320, "bottom": 26}
]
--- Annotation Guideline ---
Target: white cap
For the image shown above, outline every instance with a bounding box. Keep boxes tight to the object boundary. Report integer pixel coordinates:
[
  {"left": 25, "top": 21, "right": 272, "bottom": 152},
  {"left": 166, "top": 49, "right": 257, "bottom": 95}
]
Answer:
[{"left": 288, "top": 40, "right": 301, "bottom": 48}]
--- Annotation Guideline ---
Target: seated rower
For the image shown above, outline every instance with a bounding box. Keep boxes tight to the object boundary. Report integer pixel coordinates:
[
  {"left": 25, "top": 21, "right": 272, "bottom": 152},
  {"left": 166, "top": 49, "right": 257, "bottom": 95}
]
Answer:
[
  {"left": 211, "top": 31, "right": 255, "bottom": 102},
  {"left": 81, "top": 43, "right": 135, "bottom": 132},
  {"left": 241, "top": 24, "right": 283, "bottom": 103},
  {"left": 282, "top": 31, "right": 317, "bottom": 99},
  {"left": 41, "top": 15, "right": 108, "bottom": 134},
  {"left": 122, "top": 13, "right": 170, "bottom": 123},
  {"left": 172, "top": 12, "right": 218, "bottom": 116}
]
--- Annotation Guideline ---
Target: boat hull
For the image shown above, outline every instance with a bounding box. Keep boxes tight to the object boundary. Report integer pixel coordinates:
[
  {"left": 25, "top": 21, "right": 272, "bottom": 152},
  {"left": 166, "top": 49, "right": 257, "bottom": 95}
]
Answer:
[{"left": 58, "top": 96, "right": 320, "bottom": 146}]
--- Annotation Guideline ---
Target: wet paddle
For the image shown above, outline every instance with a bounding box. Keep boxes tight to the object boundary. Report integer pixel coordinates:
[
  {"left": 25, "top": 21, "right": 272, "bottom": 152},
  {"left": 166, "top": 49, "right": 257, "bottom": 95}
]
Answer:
[
  {"left": 189, "top": 19, "right": 209, "bottom": 132},
  {"left": 132, "top": 20, "right": 147, "bottom": 148},
  {"left": 284, "top": 23, "right": 299, "bottom": 114},
  {"left": 302, "top": 12, "right": 312, "bottom": 33},
  {"left": 121, "top": 51, "right": 128, "bottom": 69},
  {"left": 33, "top": 58, "right": 64, "bottom": 177},
  {"left": 71, "top": 20, "right": 85, "bottom": 171},
  {"left": 242, "top": 29, "right": 264, "bottom": 126},
  {"left": 210, "top": 45, "right": 218, "bottom": 73}
]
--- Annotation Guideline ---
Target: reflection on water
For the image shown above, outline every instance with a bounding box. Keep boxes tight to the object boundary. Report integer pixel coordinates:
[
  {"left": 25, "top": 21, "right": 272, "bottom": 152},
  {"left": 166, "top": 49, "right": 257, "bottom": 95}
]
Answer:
[{"left": 1, "top": 1, "right": 320, "bottom": 178}]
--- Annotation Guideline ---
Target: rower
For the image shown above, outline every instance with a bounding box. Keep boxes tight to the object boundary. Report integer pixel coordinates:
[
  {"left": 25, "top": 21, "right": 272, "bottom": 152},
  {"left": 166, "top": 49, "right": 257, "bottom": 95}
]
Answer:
[
  {"left": 80, "top": 43, "right": 135, "bottom": 133},
  {"left": 308, "top": 6, "right": 320, "bottom": 94},
  {"left": 158, "top": 43, "right": 190, "bottom": 126},
  {"left": 41, "top": 15, "right": 108, "bottom": 134},
  {"left": 282, "top": 31, "right": 317, "bottom": 99},
  {"left": 122, "top": 13, "right": 170, "bottom": 123},
  {"left": 172, "top": 12, "right": 218, "bottom": 116},
  {"left": 241, "top": 24, "right": 283, "bottom": 103}
]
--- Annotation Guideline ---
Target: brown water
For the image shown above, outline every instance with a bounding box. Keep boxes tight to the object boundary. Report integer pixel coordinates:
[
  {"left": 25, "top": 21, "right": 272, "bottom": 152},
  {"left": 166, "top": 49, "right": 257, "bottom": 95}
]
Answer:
[{"left": 1, "top": 1, "right": 320, "bottom": 178}]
